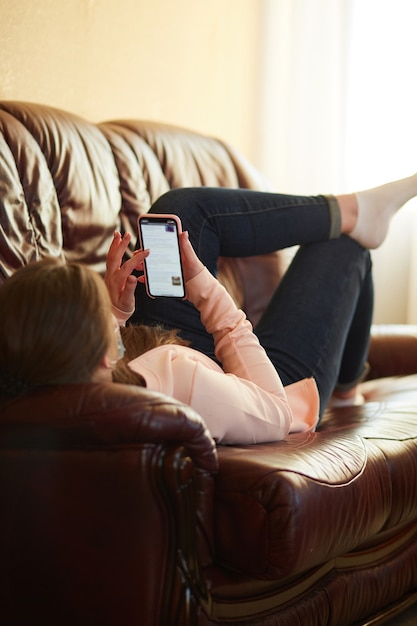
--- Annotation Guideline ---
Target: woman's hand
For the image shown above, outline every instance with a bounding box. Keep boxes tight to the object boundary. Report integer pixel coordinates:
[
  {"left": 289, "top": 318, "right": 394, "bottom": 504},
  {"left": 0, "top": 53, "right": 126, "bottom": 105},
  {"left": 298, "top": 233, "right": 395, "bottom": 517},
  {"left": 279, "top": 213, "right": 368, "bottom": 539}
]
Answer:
[
  {"left": 179, "top": 231, "right": 205, "bottom": 283},
  {"left": 105, "top": 231, "right": 149, "bottom": 315},
  {"left": 105, "top": 230, "right": 203, "bottom": 314}
]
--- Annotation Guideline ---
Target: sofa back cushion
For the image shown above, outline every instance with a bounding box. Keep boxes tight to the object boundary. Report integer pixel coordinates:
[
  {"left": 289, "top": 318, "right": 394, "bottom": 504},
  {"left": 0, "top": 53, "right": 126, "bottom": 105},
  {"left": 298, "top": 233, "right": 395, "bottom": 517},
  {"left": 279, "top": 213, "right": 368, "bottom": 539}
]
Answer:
[{"left": 0, "top": 101, "right": 285, "bottom": 324}]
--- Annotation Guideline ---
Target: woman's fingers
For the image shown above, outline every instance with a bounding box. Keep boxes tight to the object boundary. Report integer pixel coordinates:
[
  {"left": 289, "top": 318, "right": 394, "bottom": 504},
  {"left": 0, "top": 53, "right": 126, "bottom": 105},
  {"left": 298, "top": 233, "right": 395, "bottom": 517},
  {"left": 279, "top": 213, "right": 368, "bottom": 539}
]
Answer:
[
  {"left": 106, "top": 231, "right": 148, "bottom": 278},
  {"left": 122, "top": 248, "right": 149, "bottom": 276},
  {"left": 116, "top": 274, "right": 138, "bottom": 311},
  {"left": 179, "top": 231, "right": 204, "bottom": 281},
  {"left": 104, "top": 230, "right": 151, "bottom": 314},
  {"left": 106, "top": 231, "right": 130, "bottom": 272}
]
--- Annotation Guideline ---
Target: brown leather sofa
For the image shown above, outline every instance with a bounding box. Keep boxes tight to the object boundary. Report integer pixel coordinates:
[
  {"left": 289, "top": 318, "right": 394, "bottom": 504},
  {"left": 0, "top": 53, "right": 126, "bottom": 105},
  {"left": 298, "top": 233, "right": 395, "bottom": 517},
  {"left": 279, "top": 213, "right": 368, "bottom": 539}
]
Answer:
[{"left": 1, "top": 101, "right": 417, "bottom": 626}]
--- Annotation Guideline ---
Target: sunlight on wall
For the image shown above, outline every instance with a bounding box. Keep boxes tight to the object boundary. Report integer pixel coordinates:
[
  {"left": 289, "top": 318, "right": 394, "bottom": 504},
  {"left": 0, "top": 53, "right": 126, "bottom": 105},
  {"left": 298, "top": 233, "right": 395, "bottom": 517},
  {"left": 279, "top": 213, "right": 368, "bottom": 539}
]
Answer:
[
  {"left": 254, "top": 0, "right": 352, "bottom": 195},
  {"left": 345, "top": 0, "right": 417, "bottom": 322},
  {"left": 257, "top": 0, "right": 417, "bottom": 323}
]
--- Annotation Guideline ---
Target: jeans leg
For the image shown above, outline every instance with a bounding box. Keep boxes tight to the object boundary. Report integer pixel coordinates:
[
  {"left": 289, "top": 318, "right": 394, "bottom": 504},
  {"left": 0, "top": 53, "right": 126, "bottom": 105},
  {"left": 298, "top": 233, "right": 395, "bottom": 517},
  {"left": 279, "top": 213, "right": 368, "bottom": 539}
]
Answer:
[
  {"left": 336, "top": 265, "right": 374, "bottom": 389},
  {"left": 254, "top": 236, "right": 373, "bottom": 415},
  {"left": 150, "top": 187, "right": 333, "bottom": 271},
  {"left": 132, "top": 187, "right": 334, "bottom": 356}
]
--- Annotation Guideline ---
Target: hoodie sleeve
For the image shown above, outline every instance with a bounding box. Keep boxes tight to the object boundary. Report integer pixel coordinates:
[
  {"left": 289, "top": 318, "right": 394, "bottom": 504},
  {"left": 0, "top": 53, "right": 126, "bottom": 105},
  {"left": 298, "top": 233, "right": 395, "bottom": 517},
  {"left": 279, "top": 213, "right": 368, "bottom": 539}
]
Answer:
[{"left": 186, "top": 268, "right": 319, "bottom": 433}]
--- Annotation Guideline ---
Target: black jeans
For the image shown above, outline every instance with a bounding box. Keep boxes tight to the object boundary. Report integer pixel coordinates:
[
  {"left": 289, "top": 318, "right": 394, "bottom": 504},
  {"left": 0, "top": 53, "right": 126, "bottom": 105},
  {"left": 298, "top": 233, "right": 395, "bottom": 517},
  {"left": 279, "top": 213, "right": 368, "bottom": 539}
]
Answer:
[{"left": 131, "top": 187, "right": 373, "bottom": 414}]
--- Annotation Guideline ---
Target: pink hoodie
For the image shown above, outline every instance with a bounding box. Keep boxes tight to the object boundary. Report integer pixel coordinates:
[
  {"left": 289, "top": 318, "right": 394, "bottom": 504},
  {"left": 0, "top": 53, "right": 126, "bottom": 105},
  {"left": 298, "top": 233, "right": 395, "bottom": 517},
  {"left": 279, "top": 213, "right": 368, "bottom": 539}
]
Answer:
[{"left": 116, "top": 268, "right": 319, "bottom": 445}]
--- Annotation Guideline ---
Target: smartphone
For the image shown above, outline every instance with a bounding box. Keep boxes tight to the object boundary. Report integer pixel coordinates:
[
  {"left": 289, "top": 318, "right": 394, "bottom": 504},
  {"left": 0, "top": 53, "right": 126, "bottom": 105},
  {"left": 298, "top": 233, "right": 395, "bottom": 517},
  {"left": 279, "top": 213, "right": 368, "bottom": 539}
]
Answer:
[{"left": 138, "top": 214, "right": 185, "bottom": 298}]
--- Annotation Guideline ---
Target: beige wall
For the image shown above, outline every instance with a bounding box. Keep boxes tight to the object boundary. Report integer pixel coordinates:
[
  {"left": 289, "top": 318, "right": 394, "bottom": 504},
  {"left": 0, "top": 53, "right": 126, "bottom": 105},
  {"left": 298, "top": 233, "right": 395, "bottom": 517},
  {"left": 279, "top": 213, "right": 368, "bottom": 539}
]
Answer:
[{"left": 1, "top": 0, "right": 261, "bottom": 160}]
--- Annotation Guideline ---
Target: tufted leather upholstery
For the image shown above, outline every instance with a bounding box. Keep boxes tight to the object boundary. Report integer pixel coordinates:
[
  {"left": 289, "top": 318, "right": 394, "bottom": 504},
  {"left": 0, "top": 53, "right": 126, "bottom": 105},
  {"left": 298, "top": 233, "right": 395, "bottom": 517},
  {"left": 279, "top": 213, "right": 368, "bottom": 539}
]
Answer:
[
  {"left": 1, "top": 102, "right": 417, "bottom": 625},
  {"left": 0, "top": 100, "right": 283, "bottom": 325}
]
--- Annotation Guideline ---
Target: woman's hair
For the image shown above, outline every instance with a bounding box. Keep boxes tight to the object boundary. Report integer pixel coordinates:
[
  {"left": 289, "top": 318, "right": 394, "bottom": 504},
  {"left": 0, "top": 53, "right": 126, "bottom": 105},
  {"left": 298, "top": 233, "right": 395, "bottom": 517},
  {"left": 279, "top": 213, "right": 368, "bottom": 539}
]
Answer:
[
  {"left": 113, "top": 324, "right": 189, "bottom": 387},
  {"left": 0, "top": 258, "right": 114, "bottom": 398}
]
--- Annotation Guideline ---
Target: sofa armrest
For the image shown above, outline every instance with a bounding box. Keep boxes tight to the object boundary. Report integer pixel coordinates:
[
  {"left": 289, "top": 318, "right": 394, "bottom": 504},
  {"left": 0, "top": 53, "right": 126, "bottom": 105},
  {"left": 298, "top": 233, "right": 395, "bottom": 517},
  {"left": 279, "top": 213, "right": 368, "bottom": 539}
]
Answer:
[
  {"left": 367, "top": 324, "right": 417, "bottom": 379},
  {"left": 0, "top": 382, "right": 217, "bottom": 626}
]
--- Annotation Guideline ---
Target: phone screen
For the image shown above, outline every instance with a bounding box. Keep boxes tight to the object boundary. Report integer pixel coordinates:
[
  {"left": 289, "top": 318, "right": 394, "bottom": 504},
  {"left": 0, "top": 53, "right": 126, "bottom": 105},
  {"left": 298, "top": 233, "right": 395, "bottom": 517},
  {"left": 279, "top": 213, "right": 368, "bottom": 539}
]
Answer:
[{"left": 138, "top": 215, "right": 185, "bottom": 298}]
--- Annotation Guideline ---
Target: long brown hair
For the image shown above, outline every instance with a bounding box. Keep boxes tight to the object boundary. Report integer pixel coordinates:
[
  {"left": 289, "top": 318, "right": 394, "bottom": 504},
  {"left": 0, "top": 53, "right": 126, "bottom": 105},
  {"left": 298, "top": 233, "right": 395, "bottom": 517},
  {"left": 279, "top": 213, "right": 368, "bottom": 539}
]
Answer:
[
  {"left": 0, "top": 258, "right": 114, "bottom": 398},
  {"left": 113, "top": 324, "right": 189, "bottom": 387}
]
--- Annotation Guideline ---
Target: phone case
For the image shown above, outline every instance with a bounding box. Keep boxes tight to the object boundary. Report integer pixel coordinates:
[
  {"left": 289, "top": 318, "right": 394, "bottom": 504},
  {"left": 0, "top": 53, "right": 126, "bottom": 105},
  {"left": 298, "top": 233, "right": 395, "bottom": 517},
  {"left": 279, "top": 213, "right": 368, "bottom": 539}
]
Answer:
[{"left": 138, "top": 214, "right": 185, "bottom": 299}]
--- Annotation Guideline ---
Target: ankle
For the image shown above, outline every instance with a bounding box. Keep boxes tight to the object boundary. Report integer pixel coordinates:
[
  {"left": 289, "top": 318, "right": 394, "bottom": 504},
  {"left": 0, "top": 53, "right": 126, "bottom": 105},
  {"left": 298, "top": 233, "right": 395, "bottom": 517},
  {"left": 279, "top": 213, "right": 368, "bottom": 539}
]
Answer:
[
  {"left": 332, "top": 387, "right": 359, "bottom": 401},
  {"left": 329, "top": 385, "right": 365, "bottom": 408},
  {"left": 335, "top": 194, "right": 358, "bottom": 235}
]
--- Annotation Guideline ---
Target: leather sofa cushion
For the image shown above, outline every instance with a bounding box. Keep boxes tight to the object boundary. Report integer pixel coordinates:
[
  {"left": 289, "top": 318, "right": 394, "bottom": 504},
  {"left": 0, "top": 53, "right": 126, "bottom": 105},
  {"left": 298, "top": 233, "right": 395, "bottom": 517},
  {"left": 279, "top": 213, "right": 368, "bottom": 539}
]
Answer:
[{"left": 213, "top": 375, "right": 417, "bottom": 579}]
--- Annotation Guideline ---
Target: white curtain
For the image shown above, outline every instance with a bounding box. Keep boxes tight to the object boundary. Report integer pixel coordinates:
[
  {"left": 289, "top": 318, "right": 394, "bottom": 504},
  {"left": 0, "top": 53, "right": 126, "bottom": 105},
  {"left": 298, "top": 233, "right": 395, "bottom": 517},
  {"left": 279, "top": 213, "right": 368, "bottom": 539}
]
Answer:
[{"left": 255, "top": 0, "right": 417, "bottom": 323}]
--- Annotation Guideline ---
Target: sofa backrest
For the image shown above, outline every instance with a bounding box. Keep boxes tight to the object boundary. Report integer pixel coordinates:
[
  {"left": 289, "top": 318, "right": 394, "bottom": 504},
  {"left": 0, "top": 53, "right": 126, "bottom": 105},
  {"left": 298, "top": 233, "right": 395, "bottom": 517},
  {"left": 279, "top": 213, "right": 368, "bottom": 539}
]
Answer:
[{"left": 0, "top": 101, "right": 285, "bottom": 325}]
